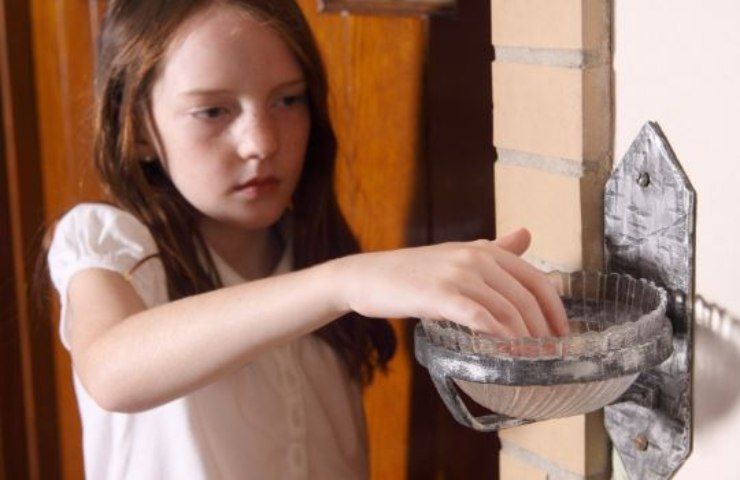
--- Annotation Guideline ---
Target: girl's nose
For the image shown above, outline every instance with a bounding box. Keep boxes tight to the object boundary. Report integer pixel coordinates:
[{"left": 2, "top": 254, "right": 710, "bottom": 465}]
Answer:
[{"left": 236, "top": 110, "right": 279, "bottom": 161}]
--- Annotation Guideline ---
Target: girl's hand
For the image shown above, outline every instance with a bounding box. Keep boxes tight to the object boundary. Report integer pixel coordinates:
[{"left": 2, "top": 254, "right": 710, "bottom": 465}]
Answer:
[{"left": 335, "top": 228, "right": 569, "bottom": 338}]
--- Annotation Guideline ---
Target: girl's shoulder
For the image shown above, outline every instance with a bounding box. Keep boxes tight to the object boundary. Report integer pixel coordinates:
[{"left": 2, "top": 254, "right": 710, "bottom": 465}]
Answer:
[
  {"left": 47, "top": 202, "right": 164, "bottom": 351},
  {"left": 47, "top": 202, "right": 159, "bottom": 291},
  {"left": 52, "top": 201, "right": 156, "bottom": 250},
  {"left": 57, "top": 201, "right": 140, "bottom": 224}
]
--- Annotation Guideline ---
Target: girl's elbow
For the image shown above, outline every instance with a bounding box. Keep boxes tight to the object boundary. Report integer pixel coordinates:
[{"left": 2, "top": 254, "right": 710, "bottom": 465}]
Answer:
[
  {"left": 90, "top": 384, "right": 152, "bottom": 414},
  {"left": 80, "top": 361, "right": 147, "bottom": 414},
  {"left": 91, "top": 389, "right": 131, "bottom": 414},
  {"left": 84, "top": 377, "right": 129, "bottom": 413}
]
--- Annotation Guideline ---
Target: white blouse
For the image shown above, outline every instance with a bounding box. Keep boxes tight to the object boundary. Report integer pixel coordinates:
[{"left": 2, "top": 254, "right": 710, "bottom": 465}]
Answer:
[{"left": 47, "top": 203, "right": 368, "bottom": 480}]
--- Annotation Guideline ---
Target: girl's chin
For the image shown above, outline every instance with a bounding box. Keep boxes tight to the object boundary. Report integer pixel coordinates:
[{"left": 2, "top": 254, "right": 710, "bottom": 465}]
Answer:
[{"left": 206, "top": 206, "right": 289, "bottom": 231}]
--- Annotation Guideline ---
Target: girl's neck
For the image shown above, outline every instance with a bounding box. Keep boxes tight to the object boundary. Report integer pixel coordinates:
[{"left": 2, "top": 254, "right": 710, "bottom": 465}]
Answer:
[{"left": 198, "top": 217, "right": 283, "bottom": 281}]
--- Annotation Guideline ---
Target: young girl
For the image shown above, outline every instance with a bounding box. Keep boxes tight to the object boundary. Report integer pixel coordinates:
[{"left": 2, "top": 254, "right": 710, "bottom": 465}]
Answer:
[{"left": 46, "top": 0, "right": 568, "bottom": 478}]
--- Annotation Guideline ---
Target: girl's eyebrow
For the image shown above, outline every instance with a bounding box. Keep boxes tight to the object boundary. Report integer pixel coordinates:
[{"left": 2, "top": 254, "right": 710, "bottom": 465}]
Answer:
[
  {"left": 179, "top": 78, "right": 306, "bottom": 98},
  {"left": 272, "top": 78, "right": 306, "bottom": 90}
]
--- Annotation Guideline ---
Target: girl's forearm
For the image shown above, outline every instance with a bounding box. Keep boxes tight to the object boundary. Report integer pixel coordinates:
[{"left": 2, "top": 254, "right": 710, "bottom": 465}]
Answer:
[{"left": 81, "top": 259, "right": 349, "bottom": 413}]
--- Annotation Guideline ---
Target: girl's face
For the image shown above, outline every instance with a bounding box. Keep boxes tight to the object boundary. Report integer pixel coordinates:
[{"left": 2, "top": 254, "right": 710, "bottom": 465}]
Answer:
[{"left": 147, "top": 3, "right": 310, "bottom": 231}]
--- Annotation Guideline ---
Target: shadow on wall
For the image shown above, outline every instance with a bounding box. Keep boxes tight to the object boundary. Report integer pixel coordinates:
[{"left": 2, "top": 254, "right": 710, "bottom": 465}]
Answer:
[{"left": 694, "top": 295, "right": 740, "bottom": 431}]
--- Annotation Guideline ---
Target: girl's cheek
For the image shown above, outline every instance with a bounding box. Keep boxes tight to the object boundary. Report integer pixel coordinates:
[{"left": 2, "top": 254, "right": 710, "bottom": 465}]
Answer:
[
  {"left": 180, "top": 123, "right": 225, "bottom": 142},
  {"left": 279, "top": 112, "right": 310, "bottom": 143}
]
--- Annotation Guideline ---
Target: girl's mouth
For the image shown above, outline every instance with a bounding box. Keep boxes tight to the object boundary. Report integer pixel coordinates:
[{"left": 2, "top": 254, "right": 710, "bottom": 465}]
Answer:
[{"left": 234, "top": 176, "right": 280, "bottom": 199}]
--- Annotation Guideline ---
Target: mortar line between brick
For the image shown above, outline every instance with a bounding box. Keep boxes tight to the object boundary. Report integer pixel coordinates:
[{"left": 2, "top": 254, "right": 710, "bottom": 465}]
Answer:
[
  {"left": 521, "top": 253, "right": 580, "bottom": 274},
  {"left": 501, "top": 440, "right": 584, "bottom": 480},
  {"left": 495, "top": 148, "right": 603, "bottom": 178},
  {"left": 493, "top": 46, "right": 608, "bottom": 68}
]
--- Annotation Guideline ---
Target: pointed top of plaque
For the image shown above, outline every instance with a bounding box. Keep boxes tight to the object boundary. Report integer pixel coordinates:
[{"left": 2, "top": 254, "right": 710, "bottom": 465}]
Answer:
[{"left": 608, "top": 121, "right": 695, "bottom": 195}]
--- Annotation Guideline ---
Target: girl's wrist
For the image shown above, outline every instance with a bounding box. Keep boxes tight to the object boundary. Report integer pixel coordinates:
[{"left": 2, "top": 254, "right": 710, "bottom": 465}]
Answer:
[{"left": 315, "top": 256, "right": 355, "bottom": 318}]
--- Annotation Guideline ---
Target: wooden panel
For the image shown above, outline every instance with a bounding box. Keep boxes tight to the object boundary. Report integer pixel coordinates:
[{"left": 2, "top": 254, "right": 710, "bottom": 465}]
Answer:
[
  {"left": 425, "top": 1, "right": 494, "bottom": 245},
  {"left": 29, "top": 0, "right": 99, "bottom": 478},
  {"left": 0, "top": 0, "right": 61, "bottom": 478},
  {"left": 320, "top": 0, "right": 455, "bottom": 14},
  {"left": 0, "top": 88, "right": 30, "bottom": 480}
]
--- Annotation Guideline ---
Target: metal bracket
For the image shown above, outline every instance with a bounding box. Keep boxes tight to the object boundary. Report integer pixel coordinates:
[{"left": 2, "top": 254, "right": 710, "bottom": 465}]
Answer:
[
  {"left": 603, "top": 122, "right": 696, "bottom": 479},
  {"left": 414, "top": 325, "right": 537, "bottom": 431}
]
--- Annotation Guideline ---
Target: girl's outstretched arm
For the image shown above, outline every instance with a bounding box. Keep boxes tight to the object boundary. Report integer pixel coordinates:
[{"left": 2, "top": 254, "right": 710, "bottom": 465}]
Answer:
[{"left": 68, "top": 228, "right": 568, "bottom": 413}]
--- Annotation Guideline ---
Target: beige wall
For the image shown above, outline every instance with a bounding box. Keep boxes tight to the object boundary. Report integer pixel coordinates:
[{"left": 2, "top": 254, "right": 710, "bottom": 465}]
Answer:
[{"left": 614, "top": 1, "right": 740, "bottom": 479}]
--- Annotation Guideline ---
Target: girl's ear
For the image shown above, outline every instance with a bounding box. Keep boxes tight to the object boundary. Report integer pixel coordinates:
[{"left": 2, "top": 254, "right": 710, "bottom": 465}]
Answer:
[
  {"left": 135, "top": 103, "right": 164, "bottom": 164},
  {"left": 135, "top": 138, "right": 158, "bottom": 162},
  {"left": 133, "top": 107, "right": 157, "bottom": 162}
]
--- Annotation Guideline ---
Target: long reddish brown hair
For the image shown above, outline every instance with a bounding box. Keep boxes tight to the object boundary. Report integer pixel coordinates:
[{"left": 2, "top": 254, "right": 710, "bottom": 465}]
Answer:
[{"left": 88, "top": 0, "right": 395, "bottom": 384}]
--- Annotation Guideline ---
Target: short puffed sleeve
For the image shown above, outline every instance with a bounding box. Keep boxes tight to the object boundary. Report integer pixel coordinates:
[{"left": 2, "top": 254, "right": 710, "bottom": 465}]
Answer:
[{"left": 47, "top": 203, "right": 160, "bottom": 350}]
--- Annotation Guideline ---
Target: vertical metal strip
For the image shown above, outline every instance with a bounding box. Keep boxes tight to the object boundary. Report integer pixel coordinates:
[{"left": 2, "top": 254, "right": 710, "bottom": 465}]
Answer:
[{"left": 603, "top": 122, "right": 695, "bottom": 479}]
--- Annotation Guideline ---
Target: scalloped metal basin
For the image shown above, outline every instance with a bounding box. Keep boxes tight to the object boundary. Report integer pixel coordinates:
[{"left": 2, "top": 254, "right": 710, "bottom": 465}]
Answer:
[{"left": 419, "top": 271, "right": 672, "bottom": 422}]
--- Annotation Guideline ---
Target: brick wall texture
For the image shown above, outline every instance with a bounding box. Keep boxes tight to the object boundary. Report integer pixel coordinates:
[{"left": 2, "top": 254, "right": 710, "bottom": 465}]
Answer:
[{"left": 492, "top": 1, "right": 614, "bottom": 479}]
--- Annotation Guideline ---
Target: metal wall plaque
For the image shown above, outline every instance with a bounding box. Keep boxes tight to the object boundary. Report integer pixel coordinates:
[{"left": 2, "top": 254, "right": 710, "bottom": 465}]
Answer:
[{"left": 604, "top": 122, "right": 696, "bottom": 479}]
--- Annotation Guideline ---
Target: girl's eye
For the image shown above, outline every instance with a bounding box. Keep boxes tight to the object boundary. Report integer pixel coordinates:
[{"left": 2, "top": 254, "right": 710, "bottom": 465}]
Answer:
[
  {"left": 192, "top": 107, "right": 230, "bottom": 120},
  {"left": 278, "top": 93, "right": 308, "bottom": 108}
]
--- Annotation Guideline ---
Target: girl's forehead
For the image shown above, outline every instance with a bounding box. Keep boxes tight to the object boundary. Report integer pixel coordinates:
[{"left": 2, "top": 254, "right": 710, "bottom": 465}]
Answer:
[
  {"left": 156, "top": 3, "right": 303, "bottom": 94},
  {"left": 168, "top": 2, "right": 258, "bottom": 49}
]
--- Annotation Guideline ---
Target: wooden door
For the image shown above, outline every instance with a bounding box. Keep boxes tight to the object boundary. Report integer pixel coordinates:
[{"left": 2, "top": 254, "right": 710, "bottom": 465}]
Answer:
[
  {"left": 1, "top": 0, "right": 495, "bottom": 478},
  {"left": 28, "top": 1, "right": 100, "bottom": 479},
  {"left": 1, "top": 0, "right": 72, "bottom": 478}
]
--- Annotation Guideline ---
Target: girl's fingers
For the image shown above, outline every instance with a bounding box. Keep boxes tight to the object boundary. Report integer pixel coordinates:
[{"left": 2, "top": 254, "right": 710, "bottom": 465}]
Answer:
[
  {"left": 491, "top": 228, "right": 531, "bottom": 256},
  {"left": 490, "top": 249, "right": 570, "bottom": 336},
  {"left": 438, "top": 294, "right": 516, "bottom": 339},
  {"left": 457, "top": 279, "right": 530, "bottom": 337},
  {"left": 471, "top": 250, "right": 554, "bottom": 337}
]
